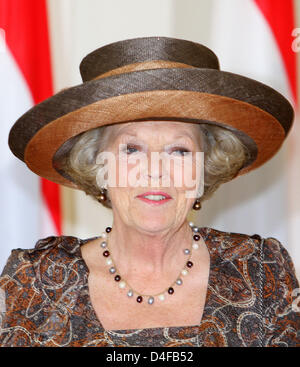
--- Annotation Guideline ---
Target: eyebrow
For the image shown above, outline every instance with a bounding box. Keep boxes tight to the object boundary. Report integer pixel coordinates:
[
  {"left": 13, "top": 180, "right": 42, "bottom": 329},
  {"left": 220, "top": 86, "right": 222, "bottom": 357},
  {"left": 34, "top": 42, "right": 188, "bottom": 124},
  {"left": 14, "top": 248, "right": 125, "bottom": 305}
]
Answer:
[{"left": 119, "top": 132, "right": 195, "bottom": 143}]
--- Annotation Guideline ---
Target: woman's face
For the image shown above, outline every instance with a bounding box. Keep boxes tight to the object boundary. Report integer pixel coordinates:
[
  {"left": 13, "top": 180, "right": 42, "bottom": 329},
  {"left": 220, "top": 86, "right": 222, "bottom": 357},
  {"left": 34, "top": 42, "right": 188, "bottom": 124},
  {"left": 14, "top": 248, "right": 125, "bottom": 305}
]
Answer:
[{"left": 102, "top": 121, "right": 204, "bottom": 232}]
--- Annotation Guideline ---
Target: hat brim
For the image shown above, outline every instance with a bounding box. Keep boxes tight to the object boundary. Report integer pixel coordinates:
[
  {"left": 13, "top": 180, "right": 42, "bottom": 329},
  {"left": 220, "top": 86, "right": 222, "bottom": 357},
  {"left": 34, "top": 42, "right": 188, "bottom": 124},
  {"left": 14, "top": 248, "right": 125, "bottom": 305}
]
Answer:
[{"left": 8, "top": 68, "right": 293, "bottom": 188}]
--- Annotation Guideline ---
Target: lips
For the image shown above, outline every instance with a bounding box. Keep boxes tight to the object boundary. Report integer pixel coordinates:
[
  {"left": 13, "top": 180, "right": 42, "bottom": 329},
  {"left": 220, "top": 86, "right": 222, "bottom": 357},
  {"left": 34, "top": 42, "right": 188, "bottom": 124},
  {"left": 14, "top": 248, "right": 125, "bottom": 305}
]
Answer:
[
  {"left": 136, "top": 191, "right": 172, "bottom": 206},
  {"left": 136, "top": 191, "right": 172, "bottom": 199}
]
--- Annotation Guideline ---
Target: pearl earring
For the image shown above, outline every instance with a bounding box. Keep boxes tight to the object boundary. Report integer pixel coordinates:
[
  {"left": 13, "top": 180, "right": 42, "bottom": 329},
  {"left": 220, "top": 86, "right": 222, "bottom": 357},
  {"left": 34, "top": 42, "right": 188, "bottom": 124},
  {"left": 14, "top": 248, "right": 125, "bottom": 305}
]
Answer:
[
  {"left": 96, "top": 187, "right": 107, "bottom": 203},
  {"left": 193, "top": 198, "right": 201, "bottom": 210}
]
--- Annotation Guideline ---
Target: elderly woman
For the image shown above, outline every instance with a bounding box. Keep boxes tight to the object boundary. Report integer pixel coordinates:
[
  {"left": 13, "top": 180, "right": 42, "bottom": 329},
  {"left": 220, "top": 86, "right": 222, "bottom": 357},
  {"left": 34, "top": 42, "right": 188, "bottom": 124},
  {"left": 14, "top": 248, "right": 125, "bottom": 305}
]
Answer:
[{"left": 1, "top": 37, "right": 299, "bottom": 347}]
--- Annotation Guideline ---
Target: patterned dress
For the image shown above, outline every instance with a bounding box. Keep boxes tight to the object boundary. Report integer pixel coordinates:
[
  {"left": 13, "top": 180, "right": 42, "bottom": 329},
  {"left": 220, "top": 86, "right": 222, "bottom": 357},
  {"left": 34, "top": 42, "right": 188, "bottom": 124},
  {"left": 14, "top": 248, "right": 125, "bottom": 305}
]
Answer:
[{"left": 0, "top": 226, "right": 299, "bottom": 347}]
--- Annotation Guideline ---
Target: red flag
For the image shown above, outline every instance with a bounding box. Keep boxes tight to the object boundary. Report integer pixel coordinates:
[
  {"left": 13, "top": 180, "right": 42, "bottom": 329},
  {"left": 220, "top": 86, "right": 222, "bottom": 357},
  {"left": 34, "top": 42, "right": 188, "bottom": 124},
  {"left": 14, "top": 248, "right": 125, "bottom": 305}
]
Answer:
[
  {"left": 254, "top": 0, "right": 298, "bottom": 103},
  {"left": 0, "top": 0, "right": 62, "bottom": 240}
]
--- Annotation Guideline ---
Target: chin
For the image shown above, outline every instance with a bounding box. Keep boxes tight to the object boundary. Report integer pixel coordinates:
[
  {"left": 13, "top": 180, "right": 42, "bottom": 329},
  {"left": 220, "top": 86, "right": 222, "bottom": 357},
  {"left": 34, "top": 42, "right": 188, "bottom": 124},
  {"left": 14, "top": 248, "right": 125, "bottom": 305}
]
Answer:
[{"left": 134, "top": 216, "right": 171, "bottom": 232}]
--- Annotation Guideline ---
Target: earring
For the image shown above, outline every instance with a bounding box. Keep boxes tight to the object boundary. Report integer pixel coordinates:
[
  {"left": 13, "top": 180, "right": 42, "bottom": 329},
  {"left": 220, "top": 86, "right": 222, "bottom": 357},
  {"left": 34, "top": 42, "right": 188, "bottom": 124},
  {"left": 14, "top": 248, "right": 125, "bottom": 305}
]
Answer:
[
  {"left": 96, "top": 187, "right": 107, "bottom": 203},
  {"left": 193, "top": 198, "right": 201, "bottom": 210}
]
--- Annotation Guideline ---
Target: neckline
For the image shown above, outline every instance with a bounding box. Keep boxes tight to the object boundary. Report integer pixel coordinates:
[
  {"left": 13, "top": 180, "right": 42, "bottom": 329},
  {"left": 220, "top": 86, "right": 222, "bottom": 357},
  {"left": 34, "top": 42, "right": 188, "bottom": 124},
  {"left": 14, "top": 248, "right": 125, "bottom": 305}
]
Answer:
[{"left": 78, "top": 226, "right": 214, "bottom": 333}]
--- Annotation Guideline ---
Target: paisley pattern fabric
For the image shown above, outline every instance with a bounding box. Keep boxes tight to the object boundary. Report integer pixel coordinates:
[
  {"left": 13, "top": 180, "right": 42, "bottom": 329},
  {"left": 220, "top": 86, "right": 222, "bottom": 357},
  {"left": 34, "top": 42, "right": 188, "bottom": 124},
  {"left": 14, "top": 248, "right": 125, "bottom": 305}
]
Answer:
[{"left": 0, "top": 226, "right": 299, "bottom": 347}]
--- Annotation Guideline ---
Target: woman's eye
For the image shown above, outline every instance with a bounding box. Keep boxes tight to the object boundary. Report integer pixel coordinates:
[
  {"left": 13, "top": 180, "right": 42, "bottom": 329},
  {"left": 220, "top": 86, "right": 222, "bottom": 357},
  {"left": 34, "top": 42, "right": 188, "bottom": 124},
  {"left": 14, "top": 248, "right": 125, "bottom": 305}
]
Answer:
[
  {"left": 170, "top": 148, "right": 191, "bottom": 156},
  {"left": 122, "top": 145, "right": 190, "bottom": 155},
  {"left": 124, "top": 145, "right": 139, "bottom": 154}
]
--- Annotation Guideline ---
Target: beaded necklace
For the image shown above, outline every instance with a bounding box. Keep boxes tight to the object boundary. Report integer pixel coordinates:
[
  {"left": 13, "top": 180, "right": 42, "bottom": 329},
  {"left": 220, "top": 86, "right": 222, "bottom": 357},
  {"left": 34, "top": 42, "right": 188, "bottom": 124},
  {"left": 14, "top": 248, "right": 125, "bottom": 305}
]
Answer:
[{"left": 99, "top": 222, "right": 201, "bottom": 305}]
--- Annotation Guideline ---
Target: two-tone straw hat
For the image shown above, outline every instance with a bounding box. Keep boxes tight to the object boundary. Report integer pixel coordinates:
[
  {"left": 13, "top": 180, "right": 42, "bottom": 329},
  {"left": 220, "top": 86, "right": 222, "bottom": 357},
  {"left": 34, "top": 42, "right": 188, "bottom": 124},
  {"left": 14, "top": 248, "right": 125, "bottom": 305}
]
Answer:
[{"left": 8, "top": 36, "right": 294, "bottom": 189}]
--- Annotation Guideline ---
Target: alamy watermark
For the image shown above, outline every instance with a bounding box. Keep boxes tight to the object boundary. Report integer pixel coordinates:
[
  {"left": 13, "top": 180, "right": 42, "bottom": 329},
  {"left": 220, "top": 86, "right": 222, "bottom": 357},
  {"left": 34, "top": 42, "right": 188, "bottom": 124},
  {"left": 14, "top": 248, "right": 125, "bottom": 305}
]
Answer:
[
  {"left": 0, "top": 288, "right": 5, "bottom": 314},
  {"left": 0, "top": 28, "right": 7, "bottom": 54},
  {"left": 95, "top": 145, "right": 204, "bottom": 199},
  {"left": 292, "top": 287, "right": 300, "bottom": 312},
  {"left": 292, "top": 27, "right": 300, "bottom": 53}
]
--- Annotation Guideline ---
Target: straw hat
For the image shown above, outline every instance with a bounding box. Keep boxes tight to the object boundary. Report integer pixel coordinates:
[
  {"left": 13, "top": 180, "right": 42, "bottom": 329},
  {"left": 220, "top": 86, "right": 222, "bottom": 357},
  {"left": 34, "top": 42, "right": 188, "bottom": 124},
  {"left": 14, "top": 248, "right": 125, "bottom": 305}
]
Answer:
[{"left": 8, "top": 36, "right": 294, "bottom": 189}]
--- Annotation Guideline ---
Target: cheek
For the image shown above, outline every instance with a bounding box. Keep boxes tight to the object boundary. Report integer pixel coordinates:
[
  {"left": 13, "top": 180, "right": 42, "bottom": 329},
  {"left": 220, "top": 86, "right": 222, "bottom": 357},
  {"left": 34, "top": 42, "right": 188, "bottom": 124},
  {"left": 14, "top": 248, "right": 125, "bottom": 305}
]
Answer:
[
  {"left": 113, "top": 155, "right": 144, "bottom": 187},
  {"left": 170, "top": 157, "right": 200, "bottom": 190}
]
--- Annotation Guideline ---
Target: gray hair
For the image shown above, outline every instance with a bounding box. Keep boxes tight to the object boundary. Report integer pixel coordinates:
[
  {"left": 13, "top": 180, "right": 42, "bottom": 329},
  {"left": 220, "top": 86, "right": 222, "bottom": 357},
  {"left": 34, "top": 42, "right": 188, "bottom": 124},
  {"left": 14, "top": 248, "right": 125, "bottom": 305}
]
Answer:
[{"left": 55, "top": 123, "right": 251, "bottom": 210}]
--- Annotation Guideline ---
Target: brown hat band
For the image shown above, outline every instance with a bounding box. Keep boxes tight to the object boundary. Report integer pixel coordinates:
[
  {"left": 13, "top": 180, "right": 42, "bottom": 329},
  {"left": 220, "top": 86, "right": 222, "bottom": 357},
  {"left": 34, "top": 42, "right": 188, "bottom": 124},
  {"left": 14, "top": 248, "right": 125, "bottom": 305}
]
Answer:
[{"left": 93, "top": 60, "right": 196, "bottom": 80}]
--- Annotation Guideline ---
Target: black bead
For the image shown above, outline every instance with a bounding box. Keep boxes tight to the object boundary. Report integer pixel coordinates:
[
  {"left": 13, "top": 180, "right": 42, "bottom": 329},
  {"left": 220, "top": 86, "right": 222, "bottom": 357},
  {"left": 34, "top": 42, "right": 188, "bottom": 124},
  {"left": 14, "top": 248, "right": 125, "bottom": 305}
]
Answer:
[
  {"left": 106, "top": 227, "right": 112, "bottom": 233},
  {"left": 114, "top": 275, "right": 121, "bottom": 281},
  {"left": 187, "top": 261, "right": 193, "bottom": 268},
  {"left": 251, "top": 234, "right": 261, "bottom": 240},
  {"left": 193, "top": 234, "right": 200, "bottom": 241},
  {"left": 137, "top": 296, "right": 143, "bottom": 303},
  {"left": 193, "top": 201, "right": 201, "bottom": 210},
  {"left": 98, "top": 193, "right": 106, "bottom": 202},
  {"left": 103, "top": 250, "right": 110, "bottom": 257},
  {"left": 168, "top": 287, "right": 174, "bottom": 294}
]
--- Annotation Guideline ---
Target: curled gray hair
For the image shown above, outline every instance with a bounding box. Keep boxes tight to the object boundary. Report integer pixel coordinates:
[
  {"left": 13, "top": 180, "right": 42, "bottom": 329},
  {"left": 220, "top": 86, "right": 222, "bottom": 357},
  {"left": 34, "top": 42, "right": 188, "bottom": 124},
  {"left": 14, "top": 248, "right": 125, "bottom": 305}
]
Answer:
[{"left": 55, "top": 123, "right": 251, "bottom": 210}]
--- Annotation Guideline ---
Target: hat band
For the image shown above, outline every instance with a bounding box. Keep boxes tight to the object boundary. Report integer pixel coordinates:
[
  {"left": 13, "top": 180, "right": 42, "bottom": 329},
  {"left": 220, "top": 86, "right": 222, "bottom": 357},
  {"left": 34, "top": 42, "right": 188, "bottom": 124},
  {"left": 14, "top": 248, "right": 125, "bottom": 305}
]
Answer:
[{"left": 92, "top": 60, "right": 196, "bottom": 80}]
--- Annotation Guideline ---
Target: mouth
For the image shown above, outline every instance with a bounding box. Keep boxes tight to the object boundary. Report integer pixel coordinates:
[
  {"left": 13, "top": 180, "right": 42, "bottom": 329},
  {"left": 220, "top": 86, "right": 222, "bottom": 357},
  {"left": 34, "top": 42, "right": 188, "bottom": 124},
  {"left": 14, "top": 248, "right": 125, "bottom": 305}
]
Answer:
[{"left": 136, "top": 192, "right": 172, "bottom": 206}]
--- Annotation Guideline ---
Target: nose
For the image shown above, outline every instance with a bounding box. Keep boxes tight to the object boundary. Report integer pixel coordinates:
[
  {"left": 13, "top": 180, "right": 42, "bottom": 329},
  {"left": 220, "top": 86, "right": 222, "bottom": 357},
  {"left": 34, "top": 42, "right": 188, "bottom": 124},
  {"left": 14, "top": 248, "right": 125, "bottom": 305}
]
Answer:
[
  {"left": 145, "top": 151, "right": 170, "bottom": 184},
  {"left": 147, "top": 158, "right": 163, "bottom": 179}
]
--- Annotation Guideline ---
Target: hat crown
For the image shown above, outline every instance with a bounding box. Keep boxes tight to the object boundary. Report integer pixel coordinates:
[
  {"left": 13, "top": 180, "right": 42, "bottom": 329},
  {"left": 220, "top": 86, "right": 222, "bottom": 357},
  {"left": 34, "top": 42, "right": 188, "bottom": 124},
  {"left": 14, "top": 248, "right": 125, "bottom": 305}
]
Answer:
[{"left": 79, "top": 36, "right": 220, "bottom": 82}]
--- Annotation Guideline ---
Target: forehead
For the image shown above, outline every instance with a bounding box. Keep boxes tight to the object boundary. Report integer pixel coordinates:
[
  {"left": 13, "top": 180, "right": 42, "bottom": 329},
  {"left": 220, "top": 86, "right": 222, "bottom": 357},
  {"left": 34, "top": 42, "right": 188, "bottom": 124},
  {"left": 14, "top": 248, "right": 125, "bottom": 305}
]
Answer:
[{"left": 111, "top": 120, "right": 201, "bottom": 140}]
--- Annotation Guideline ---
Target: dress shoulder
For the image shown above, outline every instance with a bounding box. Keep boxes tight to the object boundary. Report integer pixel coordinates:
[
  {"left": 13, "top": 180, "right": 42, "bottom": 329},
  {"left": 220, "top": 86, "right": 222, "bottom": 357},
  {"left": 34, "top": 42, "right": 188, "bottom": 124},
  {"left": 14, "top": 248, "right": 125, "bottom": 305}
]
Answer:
[
  {"left": 1, "top": 235, "right": 82, "bottom": 278},
  {"left": 259, "top": 236, "right": 300, "bottom": 346},
  {"left": 202, "top": 227, "right": 299, "bottom": 346},
  {"left": 0, "top": 235, "right": 85, "bottom": 347}
]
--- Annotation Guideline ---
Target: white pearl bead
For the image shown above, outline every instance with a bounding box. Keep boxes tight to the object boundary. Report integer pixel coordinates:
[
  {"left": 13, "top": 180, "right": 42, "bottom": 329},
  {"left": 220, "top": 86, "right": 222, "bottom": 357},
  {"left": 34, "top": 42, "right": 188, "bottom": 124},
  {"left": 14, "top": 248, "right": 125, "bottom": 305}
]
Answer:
[
  {"left": 109, "top": 267, "right": 116, "bottom": 274},
  {"left": 106, "top": 258, "right": 112, "bottom": 265},
  {"left": 158, "top": 294, "right": 165, "bottom": 301},
  {"left": 119, "top": 281, "right": 126, "bottom": 289},
  {"left": 148, "top": 297, "right": 154, "bottom": 305},
  {"left": 176, "top": 278, "right": 183, "bottom": 285},
  {"left": 188, "top": 221, "right": 194, "bottom": 227},
  {"left": 192, "top": 243, "right": 199, "bottom": 250},
  {"left": 101, "top": 232, "right": 107, "bottom": 238},
  {"left": 181, "top": 269, "right": 188, "bottom": 276}
]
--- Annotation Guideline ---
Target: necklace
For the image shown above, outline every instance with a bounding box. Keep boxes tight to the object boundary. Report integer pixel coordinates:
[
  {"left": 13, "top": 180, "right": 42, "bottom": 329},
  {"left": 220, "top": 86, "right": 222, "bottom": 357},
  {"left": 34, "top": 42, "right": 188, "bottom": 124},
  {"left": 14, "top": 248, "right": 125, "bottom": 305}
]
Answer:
[{"left": 99, "top": 221, "right": 201, "bottom": 305}]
